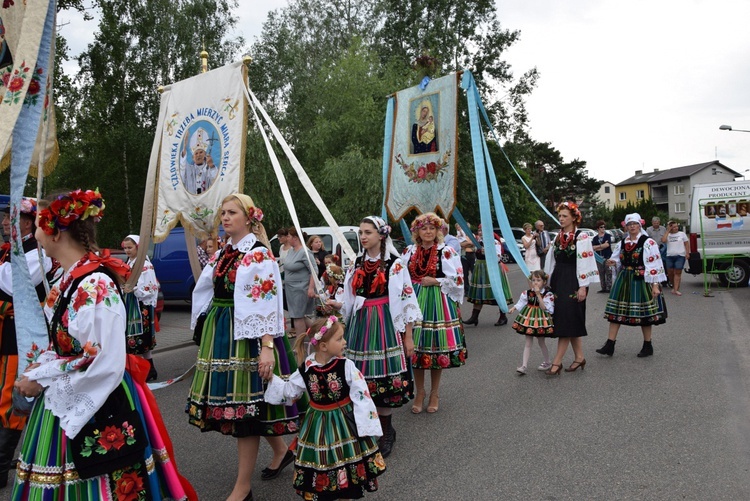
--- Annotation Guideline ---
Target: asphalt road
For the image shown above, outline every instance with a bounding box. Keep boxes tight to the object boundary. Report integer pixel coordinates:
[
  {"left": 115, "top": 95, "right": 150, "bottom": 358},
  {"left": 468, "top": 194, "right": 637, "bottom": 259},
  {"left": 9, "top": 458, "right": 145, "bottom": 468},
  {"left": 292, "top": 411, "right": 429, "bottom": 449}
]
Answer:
[{"left": 4, "top": 266, "right": 749, "bottom": 500}]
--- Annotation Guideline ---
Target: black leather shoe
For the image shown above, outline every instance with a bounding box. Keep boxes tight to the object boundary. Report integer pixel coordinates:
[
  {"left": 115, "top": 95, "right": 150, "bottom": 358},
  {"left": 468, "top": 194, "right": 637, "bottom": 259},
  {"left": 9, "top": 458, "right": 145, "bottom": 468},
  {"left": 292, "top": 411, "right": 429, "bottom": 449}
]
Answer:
[
  {"left": 637, "top": 341, "right": 653, "bottom": 358},
  {"left": 494, "top": 315, "right": 508, "bottom": 326},
  {"left": 261, "top": 450, "right": 295, "bottom": 480},
  {"left": 596, "top": 339, "right": 616, "bottom": 356}
]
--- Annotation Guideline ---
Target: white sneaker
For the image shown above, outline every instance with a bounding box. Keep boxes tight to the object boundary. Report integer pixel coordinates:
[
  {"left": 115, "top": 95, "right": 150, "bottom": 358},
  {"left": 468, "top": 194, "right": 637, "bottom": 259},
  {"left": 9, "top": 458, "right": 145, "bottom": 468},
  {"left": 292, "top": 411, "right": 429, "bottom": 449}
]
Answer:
[
  {"left": 537, "top": 362, "right": 552, "bottom": 371},
  {"left": 516, "top": 366, "right": 527, "bottom": 375}
]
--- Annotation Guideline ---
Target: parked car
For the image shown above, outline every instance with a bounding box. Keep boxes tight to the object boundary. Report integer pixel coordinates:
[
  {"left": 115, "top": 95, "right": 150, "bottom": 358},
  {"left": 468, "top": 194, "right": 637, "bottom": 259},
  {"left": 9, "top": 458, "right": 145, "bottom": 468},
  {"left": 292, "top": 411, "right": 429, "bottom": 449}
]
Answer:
[
  {"left": 107, "top": 248, "right": 164, "bottom": 320},
  {"left": 492, "top": 228, "right": 525, "bottom": 263}
]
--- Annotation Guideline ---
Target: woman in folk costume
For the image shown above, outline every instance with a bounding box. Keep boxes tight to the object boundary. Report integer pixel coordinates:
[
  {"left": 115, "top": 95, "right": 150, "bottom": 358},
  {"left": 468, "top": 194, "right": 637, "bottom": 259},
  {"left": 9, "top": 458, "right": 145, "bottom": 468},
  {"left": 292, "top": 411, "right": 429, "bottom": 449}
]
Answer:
[
  {"left": 543, "top": 201, "right": 599, "bottom": 376},
  {"left": 187, "top": 194, "right": 303, "bottom": 501},
  {"left": 342, "top": 216, "right": 421, "bottom": 458},
  {"left": 13, "top": 189, "right": 195, "bottom": 500},
  {"left": 462, "top": 225, "right": 513, "bottom": 327},
  {"left": 401, "top": 213, "right": 466, "bottom": 415},
  {"left": 121, "top": 234, "right": 160, "bottom": 381},
  {"left": 597, "top": 213, "right": 667, "bottom": 358}
]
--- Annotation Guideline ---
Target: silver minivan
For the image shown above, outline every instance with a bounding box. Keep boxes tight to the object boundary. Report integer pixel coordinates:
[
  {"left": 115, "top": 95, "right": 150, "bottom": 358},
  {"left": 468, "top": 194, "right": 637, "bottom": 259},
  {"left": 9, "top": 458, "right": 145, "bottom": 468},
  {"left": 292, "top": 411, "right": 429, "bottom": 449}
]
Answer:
[{"left": 270, "top": 225, "right": 362, "bottom": 268}]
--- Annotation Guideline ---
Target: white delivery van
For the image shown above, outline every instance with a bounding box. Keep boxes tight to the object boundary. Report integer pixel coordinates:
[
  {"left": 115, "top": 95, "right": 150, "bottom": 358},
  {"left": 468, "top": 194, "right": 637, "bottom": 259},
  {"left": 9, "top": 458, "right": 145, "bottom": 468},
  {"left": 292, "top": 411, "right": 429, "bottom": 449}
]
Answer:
[{"left": 688, "top": 180, "right": 750, "bottom": 287}]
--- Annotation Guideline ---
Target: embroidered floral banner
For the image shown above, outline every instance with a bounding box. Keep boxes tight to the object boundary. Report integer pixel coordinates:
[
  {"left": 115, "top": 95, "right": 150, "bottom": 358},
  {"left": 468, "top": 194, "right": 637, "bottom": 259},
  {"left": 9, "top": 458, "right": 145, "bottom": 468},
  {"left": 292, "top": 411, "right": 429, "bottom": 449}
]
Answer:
[
  {"left": 385, "top": 73, "right": 458, "bottom": 221},
  {"left": 154, "top": 61, "right": 246, "bottom": 241},
  {"left": 0, "top": 1, "right": 58, "bottom": 177}
]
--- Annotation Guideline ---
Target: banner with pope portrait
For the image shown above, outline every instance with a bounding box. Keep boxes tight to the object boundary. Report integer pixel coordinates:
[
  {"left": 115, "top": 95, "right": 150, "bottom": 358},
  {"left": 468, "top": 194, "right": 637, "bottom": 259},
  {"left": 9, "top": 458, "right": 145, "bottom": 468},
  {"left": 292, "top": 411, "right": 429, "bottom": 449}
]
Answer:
[
  {"left": 154, "top": 61, "right": 246, "bottom": 241},
  {"left": 385, "top": 73, "right": 459, "bottom": 221}
]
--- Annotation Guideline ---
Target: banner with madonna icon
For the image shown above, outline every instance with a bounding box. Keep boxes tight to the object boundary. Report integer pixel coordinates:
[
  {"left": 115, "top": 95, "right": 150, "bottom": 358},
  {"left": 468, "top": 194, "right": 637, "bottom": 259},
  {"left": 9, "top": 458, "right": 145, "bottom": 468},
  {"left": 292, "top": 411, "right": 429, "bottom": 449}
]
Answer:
[
  {"left": 384, "top": 73, "right": 459, "bottom": 221},
  {"left": 153, "top": 60, "right": 247, "bottom": 241}
]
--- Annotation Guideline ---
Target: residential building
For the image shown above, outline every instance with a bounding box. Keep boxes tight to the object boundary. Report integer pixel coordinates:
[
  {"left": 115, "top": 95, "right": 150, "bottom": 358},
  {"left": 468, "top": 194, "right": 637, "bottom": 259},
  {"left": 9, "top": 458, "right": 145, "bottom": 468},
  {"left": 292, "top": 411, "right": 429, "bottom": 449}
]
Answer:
[
  {"left": 615, "top": 161, "right": 742, "bottom": 221},
  {"left": 596, "top": 181, "right": 616, "bottom": 208}
]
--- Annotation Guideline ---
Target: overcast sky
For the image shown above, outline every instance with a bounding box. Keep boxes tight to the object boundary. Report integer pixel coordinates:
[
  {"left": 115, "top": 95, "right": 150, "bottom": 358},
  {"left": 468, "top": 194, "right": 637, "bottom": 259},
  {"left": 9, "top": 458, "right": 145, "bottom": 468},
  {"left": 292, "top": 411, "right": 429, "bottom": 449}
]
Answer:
[{"left": 58, "top": 0, "right": 750, "bottom": 184}]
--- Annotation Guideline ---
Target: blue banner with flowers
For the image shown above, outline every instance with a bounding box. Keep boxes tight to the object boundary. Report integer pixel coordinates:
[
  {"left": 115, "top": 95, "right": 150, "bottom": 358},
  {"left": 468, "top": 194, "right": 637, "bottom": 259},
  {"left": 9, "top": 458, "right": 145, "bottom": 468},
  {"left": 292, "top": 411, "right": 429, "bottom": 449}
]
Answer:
[
  {"left": 3, "top": 0, "right": 56, "bottom": 371},
  {"left": 385, "top": 73, "right": 459, "bottom": 221}
]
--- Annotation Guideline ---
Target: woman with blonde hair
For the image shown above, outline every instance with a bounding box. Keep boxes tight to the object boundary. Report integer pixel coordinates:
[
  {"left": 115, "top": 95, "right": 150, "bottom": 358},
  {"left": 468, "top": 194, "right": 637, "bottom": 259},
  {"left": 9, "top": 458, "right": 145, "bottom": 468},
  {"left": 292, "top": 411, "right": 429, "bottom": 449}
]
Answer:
[
  {"left": 188, "top": 193, "right": 303, "bottom": 501},
  {"left": 402, "top": 213, "right": 466, "bottom": 415},
  {"left": 521, "top": 222, "right": 541, "bottom": 271}
]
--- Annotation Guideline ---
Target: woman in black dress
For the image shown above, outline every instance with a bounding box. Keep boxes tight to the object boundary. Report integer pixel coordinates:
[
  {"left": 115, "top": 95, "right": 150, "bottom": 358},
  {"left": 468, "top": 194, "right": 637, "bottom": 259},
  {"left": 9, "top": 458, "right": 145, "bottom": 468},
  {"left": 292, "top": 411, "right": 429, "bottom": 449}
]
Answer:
[{"left": 544, "top": 202, "right": 599, "bottom": 375}]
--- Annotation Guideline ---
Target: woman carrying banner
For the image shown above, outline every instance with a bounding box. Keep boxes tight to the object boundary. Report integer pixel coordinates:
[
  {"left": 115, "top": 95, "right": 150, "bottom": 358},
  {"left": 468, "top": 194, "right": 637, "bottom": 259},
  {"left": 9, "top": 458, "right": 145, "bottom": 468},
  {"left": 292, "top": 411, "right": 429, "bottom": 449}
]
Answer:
[
  {"left": 402, "top": 213, "right": 466, "bottom": 415},
  {"left": 543, "top": 201, "right": 599, "bottom": 376},
  {"left": 462, "top": 225, "right": 513, "bottom": 327},
  {"left": 13, "top": 189, "right": 194, "bottom": 500},
  {"left": 187, "top": 194, "right": 303, "bottom": 501},
  {"left": 342, "top": 216, "right": 421, "bottom": 458}
]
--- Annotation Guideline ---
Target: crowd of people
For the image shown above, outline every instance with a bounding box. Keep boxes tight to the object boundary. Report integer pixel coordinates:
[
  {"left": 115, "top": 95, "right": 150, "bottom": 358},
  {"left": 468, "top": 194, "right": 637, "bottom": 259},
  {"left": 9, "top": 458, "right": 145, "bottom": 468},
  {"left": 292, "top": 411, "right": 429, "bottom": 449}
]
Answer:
[{"left": 0, "top": 187, "right": 682, "bottom": 500}]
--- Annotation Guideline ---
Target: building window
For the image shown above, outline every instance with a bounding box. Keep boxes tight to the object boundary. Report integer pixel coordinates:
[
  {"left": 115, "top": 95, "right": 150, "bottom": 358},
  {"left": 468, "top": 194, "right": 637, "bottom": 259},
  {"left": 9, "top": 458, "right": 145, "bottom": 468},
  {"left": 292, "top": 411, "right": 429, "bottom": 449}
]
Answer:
[
  {"left": 619, "top": 192, "right": 626, "bottom": 201},
  {"left": 674, "top": 184, "right": 684, "bottom": 195},
  {"left": 636, "top": 189, "right": 645, "bottom": 200},
  {"left": 675, "top": 202, "right": 686, "bottom": 213},
  {"left": 604, "top": 186, "right": 611, "bottom": 194}
]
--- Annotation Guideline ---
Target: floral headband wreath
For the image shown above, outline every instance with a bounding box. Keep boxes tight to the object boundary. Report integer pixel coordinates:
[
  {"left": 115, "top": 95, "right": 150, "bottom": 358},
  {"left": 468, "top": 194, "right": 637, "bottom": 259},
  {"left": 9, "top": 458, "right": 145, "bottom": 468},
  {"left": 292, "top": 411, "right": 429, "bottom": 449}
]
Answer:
[
  {"left": 364, "top": 215, "right": 391, "bottom": 239},
  {"left": 556, "top": 201, "right": 582, "bottom": 223},
  {"left": 309, "top": 315, "right": 339, "bottom": 346},
  {"left": 410, "top": 213, "right": 444, "bottom": 233},
  {"left": 247, "top": 206, "right": 264, "bottom": 225},
  {"left": 325, "top": 264, "right": 345, "bottom": 282},
  {"left": 38, "top": 189, "right": 105, "bottom": 236}
]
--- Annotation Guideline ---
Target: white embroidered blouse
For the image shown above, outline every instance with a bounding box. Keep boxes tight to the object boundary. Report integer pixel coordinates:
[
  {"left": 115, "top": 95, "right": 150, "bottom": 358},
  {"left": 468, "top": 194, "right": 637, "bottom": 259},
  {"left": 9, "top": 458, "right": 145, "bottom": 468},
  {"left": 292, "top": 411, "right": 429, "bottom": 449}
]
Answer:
[
  {"left": 127, "top": 256, "right": 159, "bottom": 307},
  {"left": 401, "top": 243, "right": 464, "bottom": 303},
  {"left": 191, "top": 233, "right": 284, "bottom": 340}
]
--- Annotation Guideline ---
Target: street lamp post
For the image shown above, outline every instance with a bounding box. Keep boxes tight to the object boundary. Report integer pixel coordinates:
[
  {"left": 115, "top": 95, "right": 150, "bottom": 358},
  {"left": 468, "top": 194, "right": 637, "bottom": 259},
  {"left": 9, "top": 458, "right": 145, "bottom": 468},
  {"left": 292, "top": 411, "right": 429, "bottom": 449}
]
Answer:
[{"left": 719, "top": 124, "right": 750, "bottom": 133}]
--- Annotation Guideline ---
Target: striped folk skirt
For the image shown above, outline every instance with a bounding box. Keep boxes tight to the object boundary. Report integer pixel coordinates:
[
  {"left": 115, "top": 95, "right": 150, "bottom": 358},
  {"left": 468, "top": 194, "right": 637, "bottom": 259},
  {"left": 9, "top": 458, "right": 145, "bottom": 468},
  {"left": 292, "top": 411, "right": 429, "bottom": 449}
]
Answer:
[
  {"left": 13, "top": 368, "right": 191, "bottom": 500},
  {"left": 186, "top": 298, "right": 303, "bottom": 437},
  {"left": 124, "top": 292, "right": 156, "bottom": 355},
  {"left": 466, "top": 259, "right": 513, "bottom": 306},
  {"left": 604, "top": 269, "right": 668, "bottom": 326},
  {"left": 344, "top": 297, "right": 413, "bottom": 408},
  {"left": 512, "top": 304, "right": 554, "bottom": 336},
  {"left": 410, "top": 284, "right": 467, "bottom": 370},
  {"left": 293, "top": 397, "right": 385, "bottom": 500}
]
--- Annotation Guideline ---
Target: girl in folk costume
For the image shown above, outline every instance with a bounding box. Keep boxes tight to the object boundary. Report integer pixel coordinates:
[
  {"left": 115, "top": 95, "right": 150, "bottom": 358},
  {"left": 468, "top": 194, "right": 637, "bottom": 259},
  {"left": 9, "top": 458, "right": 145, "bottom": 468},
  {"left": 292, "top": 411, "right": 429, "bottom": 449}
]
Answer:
[
  {"left": 543, "top": 201, "right": 599, "bottom": 376},
  {"left": 187, "top": 194, "right": 303, "bottom": 501},
  {"left": 342, "top": 216, "right": 421, "bottom": 458},
  {"left": 597, "top": 213, "right": 667, "bottom": 358},
  {"left": 121, "top": 234, "right": 160, "bottom": 381},
  {"left": 13, "top": 189, "right": 195, "bottom": 500},
  {"left": 316, "top": 264, "right": 345, "bottom": 320},
  {"left": 462, "top": 225, "right": 513, "bottom": 327},
  {"left": 508, "top": 270, "right": 554, "bottom": 375},
  {"left": 264, "top": 316, "right": 386, "bottom": 500},
  {"left": 401, "top": 213, "right": 466, "bottom": 415}
]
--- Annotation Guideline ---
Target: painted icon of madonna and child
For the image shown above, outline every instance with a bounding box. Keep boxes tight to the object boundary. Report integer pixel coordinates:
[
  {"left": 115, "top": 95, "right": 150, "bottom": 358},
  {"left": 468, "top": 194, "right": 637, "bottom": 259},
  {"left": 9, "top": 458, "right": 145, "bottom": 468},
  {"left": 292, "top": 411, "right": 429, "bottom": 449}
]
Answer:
[{"left": 411, "top": 96, "right": 439, "bottom": 154}]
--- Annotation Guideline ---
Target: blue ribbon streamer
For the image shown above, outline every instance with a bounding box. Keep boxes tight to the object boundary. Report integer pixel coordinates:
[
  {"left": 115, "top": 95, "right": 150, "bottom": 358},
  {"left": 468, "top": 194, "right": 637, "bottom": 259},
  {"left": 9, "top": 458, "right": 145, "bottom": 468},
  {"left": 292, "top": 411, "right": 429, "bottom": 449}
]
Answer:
[
  {"left": 462, "top": 72, "right": 508, "bottom": 311},
  {"left": 10, "top": 0, "right": 55, "bottom": 371}
]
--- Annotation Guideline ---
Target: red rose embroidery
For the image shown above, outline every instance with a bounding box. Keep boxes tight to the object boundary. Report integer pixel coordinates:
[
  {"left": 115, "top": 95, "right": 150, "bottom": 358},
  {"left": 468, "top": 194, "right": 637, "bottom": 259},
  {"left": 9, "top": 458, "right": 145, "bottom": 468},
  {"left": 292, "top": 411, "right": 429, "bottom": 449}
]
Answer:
[
  {"left": 458, "top": 351, "right": 466, "bottom": 362},
  {"left": 417, "top": 166, "right": 426, "bottom": 179},
  {"left": 27, "top": 78, "right": 40, "bottom": 95},
  {"left": 236, "top": 406, "right": 246, "bottom": 418},
  {"left": 426, "top": 162, "right": 437, "bottom": 174},
  {"left": 114, "top": 471, "right": 144, "bottom": 501},
  {"left": 273, "top": 422, "right": 285, "bottom": 434},
  {"left": 72, "top": 287, "right": 89, "bottom": 311},
  {"left": 253, "top": 251, "right": 265, "bottom": 263},
  {"left": 420, "top": 354, "right": 432, "bottom": 367},
  {"left": 98, "top": 425, "right": 126, "bottom": 451},
  {"left": 228, "top": 269, "right": 237, "bottom": 282},
  {"left": 8, "top": 77, "right": 24, "bottom": 92},
  {"left": 356, "top": 463, "right": 366, "bottom": 478},
  {"left": 315, "top": 473, "right": 330, "bottom": 491},
  {"left": 437, "top": 354, "right": 450, "bottom": 368},
  {"left": 261, "top": 280, "right": 274, "bottom": 293},
  {"left": 56, "top": 330, "right": 73, "bottom": 353}
]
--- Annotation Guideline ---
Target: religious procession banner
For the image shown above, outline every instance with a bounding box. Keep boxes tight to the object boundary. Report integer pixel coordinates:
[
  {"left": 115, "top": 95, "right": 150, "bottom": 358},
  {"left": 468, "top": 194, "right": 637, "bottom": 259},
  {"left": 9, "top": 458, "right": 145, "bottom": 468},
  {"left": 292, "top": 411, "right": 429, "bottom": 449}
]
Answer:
[
  {"left": 154, "top": 60, "right": 246, "bottom": 241},
  {"left": 0, "top": 1, "right": 58, "bottom": 177},
  {"left": 385, "top": 73, "right": 459, "bottom": 221}
]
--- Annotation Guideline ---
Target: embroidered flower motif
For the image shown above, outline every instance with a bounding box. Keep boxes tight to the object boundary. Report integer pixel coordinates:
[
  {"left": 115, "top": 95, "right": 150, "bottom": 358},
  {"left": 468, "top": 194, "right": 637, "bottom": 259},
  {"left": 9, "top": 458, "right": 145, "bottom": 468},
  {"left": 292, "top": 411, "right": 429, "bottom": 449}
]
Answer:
[
  {"left": 315, "top": 472, "right": 331, "bottom": 491},
  {"left": 113, "top": 471, "right": 144, "bottom": 501},
  {"left": 45, "top": 287, "right": 60, "bottom": 307},
  {"left": 247, "top": 274, "right": 277, "bottom": 301},
  {"left": 338, "top": 468, "right": 348, "bottom": 488},
  {"left": 98, "top": 426, "right": 126, "bottom": 451}
]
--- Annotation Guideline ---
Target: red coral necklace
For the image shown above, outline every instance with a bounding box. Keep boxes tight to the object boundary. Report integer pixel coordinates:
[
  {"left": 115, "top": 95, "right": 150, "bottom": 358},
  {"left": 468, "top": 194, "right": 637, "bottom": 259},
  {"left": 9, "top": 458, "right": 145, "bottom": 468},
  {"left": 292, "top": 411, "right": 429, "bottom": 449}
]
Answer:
[
  {"left": 558, "top": 231, "right": 575, "bottom": 250},
  {"left": 409, "top": 244, "right": 438, "bottom": 281},
  {"left": 59, "top": 254, "right": 91, "bottom": 292},
  {"left": 215, "top": 246, "right": 241, "bottom": 277}
]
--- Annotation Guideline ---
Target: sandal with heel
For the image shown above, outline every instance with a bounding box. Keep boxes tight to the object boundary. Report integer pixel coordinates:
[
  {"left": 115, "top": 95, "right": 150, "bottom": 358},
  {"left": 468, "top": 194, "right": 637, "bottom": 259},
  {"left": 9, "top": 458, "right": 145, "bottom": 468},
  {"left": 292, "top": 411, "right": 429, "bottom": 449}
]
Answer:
[
  {"left": 426, "top": 393, "right": 440, "bottom": 413},
  {"left": 411, "top": 392, "right": 426, "bottom": 414}
]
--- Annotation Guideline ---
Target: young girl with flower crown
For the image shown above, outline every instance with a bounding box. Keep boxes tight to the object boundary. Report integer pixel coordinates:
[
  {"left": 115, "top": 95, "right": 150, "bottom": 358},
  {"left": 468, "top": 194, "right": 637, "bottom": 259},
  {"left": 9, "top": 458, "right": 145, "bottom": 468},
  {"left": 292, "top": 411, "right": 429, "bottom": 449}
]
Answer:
[
  {"left": 316, "top": 263, "right": 345, "bottom": 320},
  {"left": 508, "top": 270, "right": 554, "bottom": 375},
  {"left": 342, "top": 216, "right": 421, "bottom": 459},
  {"left": 13, "top": 189, "right": 195, "bottom": 500},
  {"left": 121, "top": 234, "right": 160, "bottom": 381},
  {"left": 264, "top": 316, "right": 386, "bottom": 500}
]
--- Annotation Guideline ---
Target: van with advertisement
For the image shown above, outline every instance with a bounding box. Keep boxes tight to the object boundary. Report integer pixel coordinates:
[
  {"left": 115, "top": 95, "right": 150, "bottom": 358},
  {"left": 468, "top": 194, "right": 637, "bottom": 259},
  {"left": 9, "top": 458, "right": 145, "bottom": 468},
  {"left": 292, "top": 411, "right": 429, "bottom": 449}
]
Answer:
[{"left": 688, "top": 180, "right": 750, "bottom": 287}]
